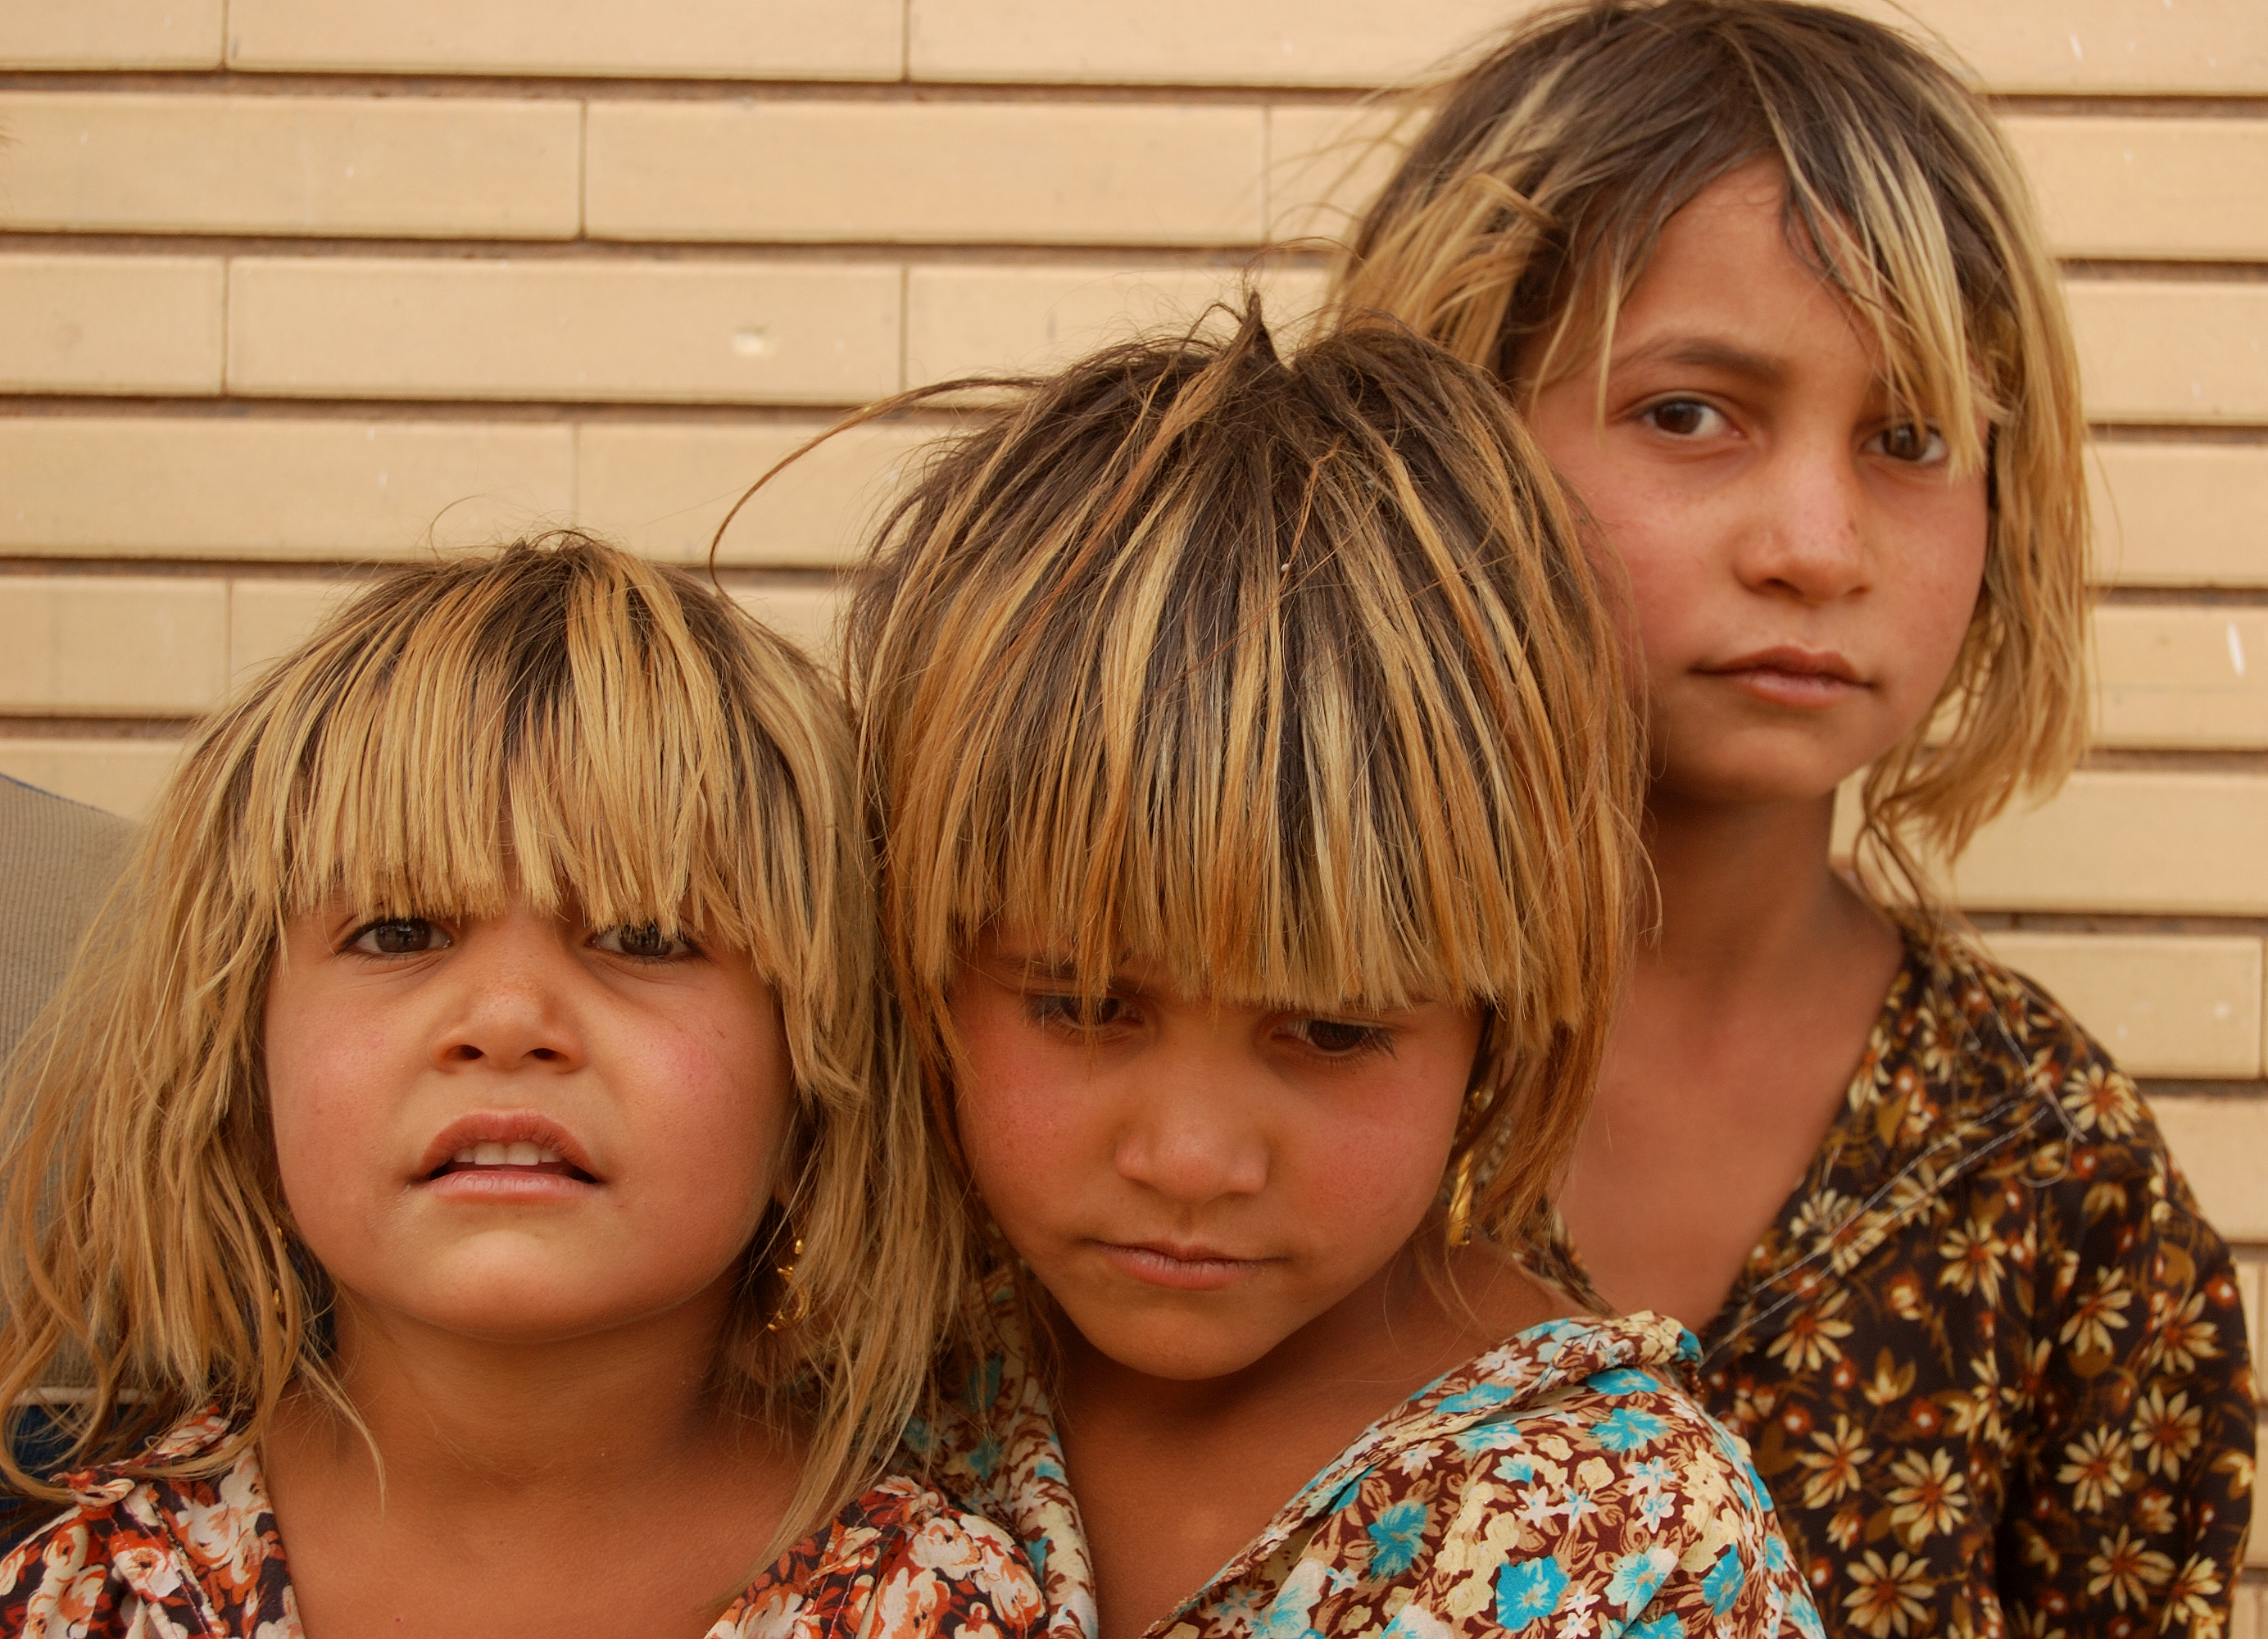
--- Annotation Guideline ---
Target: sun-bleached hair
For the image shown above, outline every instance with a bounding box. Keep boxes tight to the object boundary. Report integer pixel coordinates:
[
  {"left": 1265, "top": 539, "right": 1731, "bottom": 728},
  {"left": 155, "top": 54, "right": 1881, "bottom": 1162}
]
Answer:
[
  {"left": 1330, "top": 0, "right": 2089, "bottom": 904},
  {"left": 847, "top": 302, "right": 1640, "bottom": 1272},
  {"left": 0, "top": 532, "right": 959, "bottom": 1552}
]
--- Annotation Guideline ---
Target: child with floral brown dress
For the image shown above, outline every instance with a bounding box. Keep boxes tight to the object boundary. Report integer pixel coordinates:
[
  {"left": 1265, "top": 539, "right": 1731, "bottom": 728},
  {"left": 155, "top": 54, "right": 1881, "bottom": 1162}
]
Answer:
[{"left": 1330, "top": 4, "right": 2253, "bottom": 1636}]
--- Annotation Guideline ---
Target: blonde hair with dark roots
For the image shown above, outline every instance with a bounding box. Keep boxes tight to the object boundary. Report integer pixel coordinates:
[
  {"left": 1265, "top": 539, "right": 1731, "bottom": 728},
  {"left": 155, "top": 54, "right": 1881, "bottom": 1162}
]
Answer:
[
  {"left": 846, "top": 302, "right": 1641, "bottom": 1289},
  {"left": 0, "top": 532, "right": 959, "bottom": 1554},
  {"left": 1330, "top": 0, "right": 2089, "bottom": 905}
]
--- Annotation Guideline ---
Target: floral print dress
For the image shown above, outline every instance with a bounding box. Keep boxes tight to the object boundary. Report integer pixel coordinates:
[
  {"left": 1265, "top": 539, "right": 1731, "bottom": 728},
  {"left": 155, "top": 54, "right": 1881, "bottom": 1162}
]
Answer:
[
  {"left": 0, "top": 1406, "right": 1046, "bottom": 1637},
  {"left": 1531, "top": 934, "right": 2255, "bottom": 1639},
  {"left": 914, "top": 1296, "right": 1822, "bottom": 1639}
]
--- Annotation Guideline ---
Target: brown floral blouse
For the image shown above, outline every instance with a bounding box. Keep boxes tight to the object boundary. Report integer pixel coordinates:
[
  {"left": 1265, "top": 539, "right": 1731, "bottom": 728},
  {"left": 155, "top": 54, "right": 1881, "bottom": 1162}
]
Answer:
[
  {"left": 914, "top": 1291, "right": 1824, "bottom": 1639},
  {"left": 0, "top": 1405, "right": 1046, "bottom": 1637},
  {"left": 1533, "top": 934, "right": 2255, "bottom": 1639}
]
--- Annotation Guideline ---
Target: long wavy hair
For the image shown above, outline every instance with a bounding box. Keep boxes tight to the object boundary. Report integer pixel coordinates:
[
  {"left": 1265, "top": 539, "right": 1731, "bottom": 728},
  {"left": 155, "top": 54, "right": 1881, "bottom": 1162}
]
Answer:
[
  {"left": 0, "top": 532, "right": 961, "bottom": 1554},
  {"left": 1330, "top": 0, "right": 2090, "bottom": 907}
]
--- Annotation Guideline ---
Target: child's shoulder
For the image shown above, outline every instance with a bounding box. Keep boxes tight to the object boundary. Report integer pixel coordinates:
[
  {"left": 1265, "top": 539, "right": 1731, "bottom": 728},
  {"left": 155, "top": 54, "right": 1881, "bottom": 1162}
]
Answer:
[
  {"left": 1185, "top": 1314, "right": 1821, "bottom": 1639},
  {"left": 737, "top": 1473, "right": 1046, "bottom": 1639},
  {"left": 0, "top": 1410, "right": 284, "bottom": 1634}
]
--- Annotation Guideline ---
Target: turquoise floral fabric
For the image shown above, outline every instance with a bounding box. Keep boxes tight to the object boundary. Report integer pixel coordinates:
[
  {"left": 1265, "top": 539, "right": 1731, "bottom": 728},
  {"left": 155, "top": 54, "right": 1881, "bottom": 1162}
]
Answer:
[{"left": 915, "top": 1296, "right": 1822, "bottom": 1639}]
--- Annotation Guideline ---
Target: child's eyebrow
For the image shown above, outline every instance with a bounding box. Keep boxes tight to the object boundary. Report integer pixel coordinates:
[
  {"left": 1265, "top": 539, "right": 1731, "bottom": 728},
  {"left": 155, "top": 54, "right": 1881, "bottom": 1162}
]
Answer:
[{"left": 1612, "top": 334, "right": 1790, "bottom": 390}]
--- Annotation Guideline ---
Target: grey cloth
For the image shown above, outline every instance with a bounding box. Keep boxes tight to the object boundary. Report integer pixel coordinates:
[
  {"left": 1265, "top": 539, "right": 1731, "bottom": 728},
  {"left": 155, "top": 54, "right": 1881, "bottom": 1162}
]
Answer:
[{"left": 0, "top": 776, "right": 133, "bottom": 1073}]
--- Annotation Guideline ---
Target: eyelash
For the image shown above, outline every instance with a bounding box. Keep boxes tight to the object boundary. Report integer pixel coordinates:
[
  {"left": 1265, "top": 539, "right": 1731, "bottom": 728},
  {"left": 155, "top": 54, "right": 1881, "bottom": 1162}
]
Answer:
[
  {"left": 339, "top": 918, "right": 696, "bottom": 961},
  {"left": 1021, "top": 994, "right": 1394, "bottom": 1060}
]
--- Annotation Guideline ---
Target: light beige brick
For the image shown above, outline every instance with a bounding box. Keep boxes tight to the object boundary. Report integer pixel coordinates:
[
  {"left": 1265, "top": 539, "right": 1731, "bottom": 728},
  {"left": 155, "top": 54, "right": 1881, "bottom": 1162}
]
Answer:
[
  {"left": 2093, "top": 443, "right": 2268, "bottom": 588},
  {"left": 225, "top": 0, "right": 900, "bottom": 79},
  {"left": 2094, "top": 606, "right": 2268, "bottom": 750},
  {"left": 0, "top": 0, "right": 222, "bottom": 69},
  {"left": 1880, "top": 0, "right": 2268, "bottom": 94},
  {"left": 0, "top": 93, "right": 579, "bottom": 240},
  {"left": 2153, "top": 1098, "right": 2268, "bottom": 1243},
  {"left": 730, "top": 585, "right": 843, "bottom": 664},
  {"left": 587, "top": 102, "right": 1265, "bottom": 247},
  {"left": 1950, "top": 771, "right": 2268, "bottom": 916},
  {"left": 229, "top": 579, "right": 362, "bottom": 685},
  {"left": 0, "top": 419, "right": 574, "bottom": 560},
  {"left": 2070, "top": 283, "right": 2268, "bottom": 425},
  {"left": 2234, "top": 1582, "right": 2261, "bottom": 1639},
  {"left": 0, "top": 255, "right": 222, "bottom": 395},
  {"left": 227, "top": 259, "right": 901, "bottom": 406},
  {"left": 0, "top": 739, "right": 181, "bottom": 821},
  {"left": 914, "top": 0, "right": 2268, "bottom": 93},
  {"left": 909, "top": 0, "right": 1515, "bottom": 87},
  {"left": 575, "top": 422, "right": 937, "bottom": 566},
  {"left": 1268, "top": 103, "right": 1404, "bottom": 246},
  {"left": 0, "top": 577, "right": 229, "bottom": 715},
  {"left": 1981, "top": 932, "right": 2262, "bottom": 1079},
  {"left": 905, "top": 263, "right": 1328, "bottom": 390},
  {"left": 2007, "top": 117, "right": 2268, "bottom": 262}
]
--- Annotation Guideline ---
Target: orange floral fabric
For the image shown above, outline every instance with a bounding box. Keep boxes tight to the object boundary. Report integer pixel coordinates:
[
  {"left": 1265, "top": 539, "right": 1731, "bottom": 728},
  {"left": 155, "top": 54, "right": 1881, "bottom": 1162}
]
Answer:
[
  {"left": 1538, "top": 935, "right": 2256, "bottom": 1639},
  {"left": 0, "top": 1406, "right": 1046, "bottom": 1638}
]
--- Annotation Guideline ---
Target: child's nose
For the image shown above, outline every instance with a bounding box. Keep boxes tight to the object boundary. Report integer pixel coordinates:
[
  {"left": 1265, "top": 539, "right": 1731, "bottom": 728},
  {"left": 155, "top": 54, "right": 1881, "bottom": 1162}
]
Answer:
[
  {"left": 430, "top": 929, "right": 586, "bottom": 1074},
  {"left": 1739, "top": 445, "right": 1872, "bottom": 603},
  {"left": 1110, "top": 1048, "right": 1270, "bottom": 1205}
]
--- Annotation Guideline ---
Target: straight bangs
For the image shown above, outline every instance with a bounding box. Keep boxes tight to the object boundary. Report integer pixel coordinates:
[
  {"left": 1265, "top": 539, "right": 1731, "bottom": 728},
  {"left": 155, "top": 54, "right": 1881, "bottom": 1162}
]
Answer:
[
  {"left": 1331, "top": 0, "right": 2090, "bottom": 897},
  {"left": 853, "top": 303, "right": 1640, "bottom": 1251},
  {"left": 243, "top": 543, "right": 837, "bottom": 1038}
]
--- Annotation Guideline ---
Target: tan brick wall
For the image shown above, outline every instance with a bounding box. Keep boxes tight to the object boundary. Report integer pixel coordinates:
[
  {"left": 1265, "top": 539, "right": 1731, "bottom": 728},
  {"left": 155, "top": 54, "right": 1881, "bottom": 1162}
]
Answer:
[{"left": 4, "top": 7, "right": 2268, "bottom": 1577}]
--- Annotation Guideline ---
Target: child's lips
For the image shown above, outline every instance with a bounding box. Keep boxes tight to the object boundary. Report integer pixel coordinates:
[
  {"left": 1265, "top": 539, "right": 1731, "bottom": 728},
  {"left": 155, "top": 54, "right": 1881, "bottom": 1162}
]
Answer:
[
  {"left": 1096, "top": 1240, "right": 1271, "bottom": 1292},
  {"left": 414, "top": 1111, "right": 600, "bottom": 1192},
  {"left": 1703, "top": 645, "right": 1865, "bottom": 709}
]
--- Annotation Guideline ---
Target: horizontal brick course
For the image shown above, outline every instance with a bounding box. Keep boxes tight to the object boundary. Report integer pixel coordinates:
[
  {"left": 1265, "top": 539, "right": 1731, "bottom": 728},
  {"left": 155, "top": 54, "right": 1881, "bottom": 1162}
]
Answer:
[
  {"left": 2009, "top": 117, "right": 2268, "bottom": 263},
  {"left": 1984, "top": 931, "right": 2262, "bottom": 1079},
  {"left": 0, "top": 93, "right": 582, "bottom": 241},
  {"left": 2094, "top": 606, "right": 2268, "bottom": 750},
  {"left": 905, "top": 262, "right": 1327, "bottom": 389},
  {"left": 0, "top": 255, "right": 223, "bottom": 395},
  {"left": 0, "top": 576, "right": 229, "bottom": 715},
  {"left": 587, "top": 102, "right": 1267, "bottom": 247},
  {"left": 2071, "top": 283, "right": 2268, "bottom": 425},
  {"left": 0, "top": 738, "right": 183, "bottom": 821},
  {"left": 1952, "top": 771, "right": 2268, "bottom": 915},
  {"left": 577, "top": 420, "right": 935, "bottom": 565},
  {"left": 226, "top": 259, "right": 903, "bottom": 405},
  {"left": 0, "top": 418, "right": 574, "bottom": 558},
  {"left": 0, "top": 0, "right": 222, "bottom": 70},
  {"left": 2155, "top": 1098, "right": 2268, "bottom": 1243},
  {"left": 2093, "top": 443, "right": 2268, "bottom": 588},
  {"left": 222, "top": 0, "right": 902, "bottom": 80}
]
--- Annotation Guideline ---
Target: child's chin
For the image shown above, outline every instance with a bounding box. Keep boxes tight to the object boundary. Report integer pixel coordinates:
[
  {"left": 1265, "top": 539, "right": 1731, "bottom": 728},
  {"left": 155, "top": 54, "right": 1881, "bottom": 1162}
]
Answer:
[{"left": 1067, "top": 1309, "right": 1294, "bottom": 1385}]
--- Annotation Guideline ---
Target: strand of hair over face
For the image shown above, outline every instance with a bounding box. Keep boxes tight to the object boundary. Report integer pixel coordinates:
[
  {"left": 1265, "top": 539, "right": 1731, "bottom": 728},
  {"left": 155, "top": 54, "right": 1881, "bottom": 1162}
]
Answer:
[
  {"left": 849, "top": 302, "right": 1643, "bottom": 1258},
  {"left": 1330, "top": 0, "right": 2090, "bottom": 912}
]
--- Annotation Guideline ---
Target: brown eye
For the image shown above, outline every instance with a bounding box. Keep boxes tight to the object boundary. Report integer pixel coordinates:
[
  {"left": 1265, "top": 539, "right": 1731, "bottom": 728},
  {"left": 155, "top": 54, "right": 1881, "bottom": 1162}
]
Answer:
[
  {"left": 1871, "top": 422, "right": 1948, "bottom": 464},
  {"left": 1288, "top": 1018, "right": 1391, "bottom": 1057},
  {"left": 592, "top": 922, "right": 693, "bottom": 960},
  {"left": 349, "top": 918, "right": 448, "bottom": 956},
  {"left": 1643, "top": 399, "right": 1725, "bottom": 438}
]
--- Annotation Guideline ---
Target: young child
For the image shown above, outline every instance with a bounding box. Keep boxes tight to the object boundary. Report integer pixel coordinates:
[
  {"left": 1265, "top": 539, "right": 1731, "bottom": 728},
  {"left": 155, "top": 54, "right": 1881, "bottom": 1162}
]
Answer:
[
  {"left": 848, "top": 306, "right": 1821, "bottom": 1639},
  {"left": 0, "top": 534, "right": 1041, "bottom": 1636},
  {"left": 1330, "top": 3, "right": 2253, "bottom": 1635}
]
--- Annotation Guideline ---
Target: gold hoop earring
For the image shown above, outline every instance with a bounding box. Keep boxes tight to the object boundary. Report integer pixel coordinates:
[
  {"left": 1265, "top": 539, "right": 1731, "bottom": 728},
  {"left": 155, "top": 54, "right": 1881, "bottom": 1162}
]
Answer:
[
  {"left": 1444, "top": 1154, "right": 1476, "bottom": 1250},
  {"left": 764, "top": 1236, "right": 811, "bottom": 1333}
]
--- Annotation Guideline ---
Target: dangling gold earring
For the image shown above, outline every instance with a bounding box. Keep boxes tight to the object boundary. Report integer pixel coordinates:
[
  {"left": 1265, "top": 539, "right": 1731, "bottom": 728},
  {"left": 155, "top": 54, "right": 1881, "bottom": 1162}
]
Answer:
[
  {"left": 1444, "top": 1153, "right": 1476, "bottom": 1250},
  {"left": 765, "top": 1236, "right": 811, "bottom": 1333}
]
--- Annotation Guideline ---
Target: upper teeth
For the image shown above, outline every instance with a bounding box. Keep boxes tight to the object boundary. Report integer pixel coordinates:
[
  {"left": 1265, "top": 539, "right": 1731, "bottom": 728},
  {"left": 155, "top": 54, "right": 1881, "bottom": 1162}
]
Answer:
[{"left": 451, "top": 1142, "right": 562, "bottom": 1166}]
